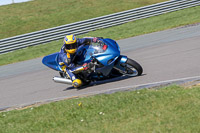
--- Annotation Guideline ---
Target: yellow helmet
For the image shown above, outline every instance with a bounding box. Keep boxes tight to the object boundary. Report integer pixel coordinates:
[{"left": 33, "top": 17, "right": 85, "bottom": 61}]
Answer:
[{"left": 64, "top": 34, "right": 77, "bottom": 54}]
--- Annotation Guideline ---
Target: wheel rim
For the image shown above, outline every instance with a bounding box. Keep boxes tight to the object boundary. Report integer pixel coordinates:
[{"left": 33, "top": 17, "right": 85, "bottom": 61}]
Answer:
[{"left": 122, "top": 64, "right": 138, "bottom": 76}]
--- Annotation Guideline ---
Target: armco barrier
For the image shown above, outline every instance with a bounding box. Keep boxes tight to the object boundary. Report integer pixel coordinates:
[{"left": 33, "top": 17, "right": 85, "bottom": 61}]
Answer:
[{"left": 0, "top": 0, "right": 199, "bottom": 54}]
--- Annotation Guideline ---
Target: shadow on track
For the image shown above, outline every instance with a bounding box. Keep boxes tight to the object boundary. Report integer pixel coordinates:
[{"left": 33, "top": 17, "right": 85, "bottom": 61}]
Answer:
[{"left": 63, "top": 74, "right": 146, "bottom": 91}]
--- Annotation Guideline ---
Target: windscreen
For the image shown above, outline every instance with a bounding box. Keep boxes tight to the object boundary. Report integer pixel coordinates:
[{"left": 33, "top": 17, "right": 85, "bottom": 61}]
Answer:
[{"left": 88, "top": 41, "right": 107, "bottom": 55}]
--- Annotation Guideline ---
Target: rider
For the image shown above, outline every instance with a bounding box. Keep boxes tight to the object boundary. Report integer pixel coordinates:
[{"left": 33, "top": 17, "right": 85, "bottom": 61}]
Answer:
[{"left": 58, "top": 34, "right": 99, "bottom": 88}]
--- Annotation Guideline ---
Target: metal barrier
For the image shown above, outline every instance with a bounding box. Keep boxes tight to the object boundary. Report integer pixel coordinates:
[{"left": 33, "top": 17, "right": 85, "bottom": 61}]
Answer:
[{"left": 0, "top": 0, "right": 199, "bottom": 54}]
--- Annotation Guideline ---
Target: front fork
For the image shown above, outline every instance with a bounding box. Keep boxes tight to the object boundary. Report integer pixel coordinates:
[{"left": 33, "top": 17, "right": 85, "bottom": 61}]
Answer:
[{"left": 113, "top": 55, "right": 128, "bottom": 73}]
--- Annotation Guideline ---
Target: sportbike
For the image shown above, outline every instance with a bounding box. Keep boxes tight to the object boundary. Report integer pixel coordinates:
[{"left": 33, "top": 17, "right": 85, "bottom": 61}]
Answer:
[{"left": 42, "top": 38, "right": 143, "bottom": 88}]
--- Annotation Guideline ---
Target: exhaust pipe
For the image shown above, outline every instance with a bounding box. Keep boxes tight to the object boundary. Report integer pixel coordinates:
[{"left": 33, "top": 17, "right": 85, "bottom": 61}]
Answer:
[{"left": 53, "top": 76, "right": 72, "bottom": 85}]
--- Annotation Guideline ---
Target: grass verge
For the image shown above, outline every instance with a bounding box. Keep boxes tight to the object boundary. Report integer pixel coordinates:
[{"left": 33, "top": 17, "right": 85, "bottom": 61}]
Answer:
[
  {"left": 0, "top": 6, "right": 200, "bottom": 66},
  {"left": 1, "top": 85, "right": 200, "bottom": 132},
  {"left": 0, "top": 0, "right": 166, "bottom": 39}
]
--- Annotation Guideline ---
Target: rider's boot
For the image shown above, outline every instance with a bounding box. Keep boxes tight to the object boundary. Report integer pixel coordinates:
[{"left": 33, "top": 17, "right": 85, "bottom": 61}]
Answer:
[
  {"left": 65, "top": 69, "right": 82, "bottom": 88},
  {"left": 59, "top": 62, "right": 82, "bottom": 87},
  {"left": 61, "top": 62, "right": 94, "bottom": 88},
  {"left": 69, "top": 62, "right": 95, "bottom": 87}
]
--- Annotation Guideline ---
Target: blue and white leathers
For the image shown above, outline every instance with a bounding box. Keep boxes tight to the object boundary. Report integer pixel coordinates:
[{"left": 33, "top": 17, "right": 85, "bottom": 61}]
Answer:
[
  {"left": 58, "top": 38, "right": 94, "bottom": 66},
  {"left": 58, "top": 37, "right": 95, "bottom": 80}
]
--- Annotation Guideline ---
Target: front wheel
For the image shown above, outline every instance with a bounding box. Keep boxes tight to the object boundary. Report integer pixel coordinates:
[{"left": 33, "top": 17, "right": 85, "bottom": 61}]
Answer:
[{"left": 120, "top": 58, "right": 143, "bottom": 76}]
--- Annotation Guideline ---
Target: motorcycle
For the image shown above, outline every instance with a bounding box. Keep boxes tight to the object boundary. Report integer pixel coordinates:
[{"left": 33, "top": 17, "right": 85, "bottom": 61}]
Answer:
[{"left": 42, "top": 38, "right": 143, "bottom": 87}]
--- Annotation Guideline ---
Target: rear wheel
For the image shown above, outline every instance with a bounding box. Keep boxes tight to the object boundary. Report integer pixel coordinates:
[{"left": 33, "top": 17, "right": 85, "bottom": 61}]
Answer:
[{"left": 120, "top": 58, "right": 143, "bottom": 76}]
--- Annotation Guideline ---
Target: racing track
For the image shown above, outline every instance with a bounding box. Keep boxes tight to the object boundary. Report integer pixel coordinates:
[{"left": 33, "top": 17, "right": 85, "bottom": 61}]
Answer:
[{"left": 0, "top": 24, "right": 200, "bottom": 110}]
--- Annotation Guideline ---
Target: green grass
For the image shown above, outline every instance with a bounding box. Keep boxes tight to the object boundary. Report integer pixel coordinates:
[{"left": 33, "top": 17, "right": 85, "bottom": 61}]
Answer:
[
  {"left": 0, "top": 0, "right": 166, "bottom": 39},
  {"left": 1, "top": 85, "right": 200, "bottom": 132},
  {"left": 0, "top": 5, "right": 200, "bottom": 66},
  {"left": 81, "top": 6, "right": 200, "bottom": 40}
]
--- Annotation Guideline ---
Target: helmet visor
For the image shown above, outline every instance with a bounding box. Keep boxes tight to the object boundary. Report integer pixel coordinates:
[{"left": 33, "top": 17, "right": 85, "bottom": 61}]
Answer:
[{"left": 65, "top": 42, "right": 77, "bottom": 49}]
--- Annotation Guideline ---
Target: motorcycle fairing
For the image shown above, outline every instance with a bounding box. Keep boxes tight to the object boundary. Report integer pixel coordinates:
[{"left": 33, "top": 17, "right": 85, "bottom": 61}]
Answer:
[
  {"left": 42, "top": 52, "right": 61, "bottom": 71},
  {"left": 95, "top": 56, "right": 119, "bottom": 76},
  {"left": 114, "top": 55, "right": 128, "bottom": 71}
]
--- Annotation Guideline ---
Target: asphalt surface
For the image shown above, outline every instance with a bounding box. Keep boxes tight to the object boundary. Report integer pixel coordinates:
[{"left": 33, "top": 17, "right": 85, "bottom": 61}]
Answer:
[{"left": 0, "top": 24, "right": 200, "bottom": 110}]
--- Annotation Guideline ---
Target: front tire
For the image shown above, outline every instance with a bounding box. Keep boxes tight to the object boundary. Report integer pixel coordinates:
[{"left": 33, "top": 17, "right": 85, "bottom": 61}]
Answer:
[{"left": 121, "top": 58, "right": 143, "bottom": 76}]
